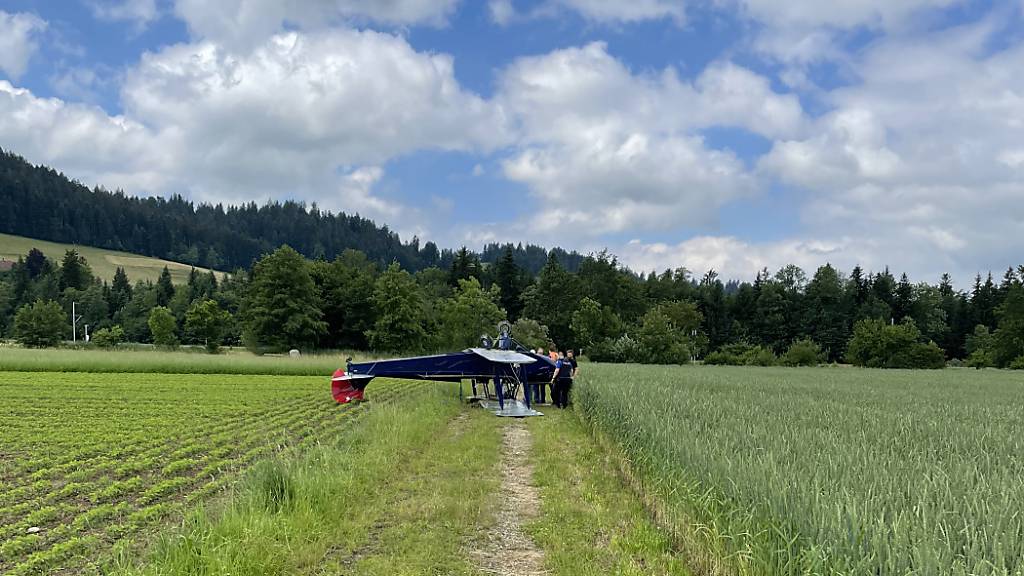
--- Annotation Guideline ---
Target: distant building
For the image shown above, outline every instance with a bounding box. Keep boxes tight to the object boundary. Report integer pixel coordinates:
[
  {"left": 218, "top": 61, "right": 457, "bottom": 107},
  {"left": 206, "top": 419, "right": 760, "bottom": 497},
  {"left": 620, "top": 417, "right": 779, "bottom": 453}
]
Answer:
[{"left": 0, "top": 259, "right": 13, "bottom": 272}]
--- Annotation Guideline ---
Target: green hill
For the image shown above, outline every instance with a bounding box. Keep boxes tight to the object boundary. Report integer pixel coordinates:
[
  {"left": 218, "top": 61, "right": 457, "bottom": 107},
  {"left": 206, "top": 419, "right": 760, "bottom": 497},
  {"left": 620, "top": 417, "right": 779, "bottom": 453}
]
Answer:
[{"left": 0, "top": 233, "right": 223, "bottom": 284}]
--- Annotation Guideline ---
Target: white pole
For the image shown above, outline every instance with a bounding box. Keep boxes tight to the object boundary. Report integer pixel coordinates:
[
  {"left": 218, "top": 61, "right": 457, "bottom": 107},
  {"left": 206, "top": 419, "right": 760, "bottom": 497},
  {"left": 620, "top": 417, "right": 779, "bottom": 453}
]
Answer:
[{"left": 72, "top": 301, "right": 77, "bottom": 343}]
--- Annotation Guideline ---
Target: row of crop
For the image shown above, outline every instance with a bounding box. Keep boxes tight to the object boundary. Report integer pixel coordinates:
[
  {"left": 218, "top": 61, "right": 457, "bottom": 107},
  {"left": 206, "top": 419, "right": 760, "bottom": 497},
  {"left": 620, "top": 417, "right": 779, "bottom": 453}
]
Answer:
[{"left": 0, "top": 378, "right": 429, "bottom": 574}]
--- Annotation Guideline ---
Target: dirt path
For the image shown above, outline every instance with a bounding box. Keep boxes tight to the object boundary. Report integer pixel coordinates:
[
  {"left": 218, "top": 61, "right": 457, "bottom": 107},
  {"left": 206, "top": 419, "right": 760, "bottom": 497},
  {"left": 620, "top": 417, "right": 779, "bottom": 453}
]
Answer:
[{"left": 471, "top": 420, "right": 547, "bottom": 576}]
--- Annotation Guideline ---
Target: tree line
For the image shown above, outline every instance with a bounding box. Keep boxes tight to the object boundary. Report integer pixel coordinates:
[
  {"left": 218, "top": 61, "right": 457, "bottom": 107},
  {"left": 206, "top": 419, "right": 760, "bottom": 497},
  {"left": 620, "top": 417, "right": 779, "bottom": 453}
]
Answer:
[
  {"left": 1, "top": 243, "right": 1022, "bottom": 369},
  {"left": 0, "top": 148, "right": 582, "bottom": 275}
]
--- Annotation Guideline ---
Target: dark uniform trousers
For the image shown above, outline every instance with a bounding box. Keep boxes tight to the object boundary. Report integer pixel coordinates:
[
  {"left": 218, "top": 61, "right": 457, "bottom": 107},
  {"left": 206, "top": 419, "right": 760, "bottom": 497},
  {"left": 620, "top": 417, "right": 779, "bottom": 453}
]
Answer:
[{"left": 553, "top": 377, "right": 573, "bottom": 408}]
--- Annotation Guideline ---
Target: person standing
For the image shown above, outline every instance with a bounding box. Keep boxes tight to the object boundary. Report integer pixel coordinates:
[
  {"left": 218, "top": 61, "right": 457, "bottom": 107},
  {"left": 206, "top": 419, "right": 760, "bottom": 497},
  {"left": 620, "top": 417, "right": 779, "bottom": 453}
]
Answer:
[
  {"left": 533, "top": 348, "right": 548, "bottom": 404},
  {"left": 550, "top": 351, "right": 573, "bottom": 408},
  {"left": 564, "top": 349, "right": 578, "bottom": 407}
]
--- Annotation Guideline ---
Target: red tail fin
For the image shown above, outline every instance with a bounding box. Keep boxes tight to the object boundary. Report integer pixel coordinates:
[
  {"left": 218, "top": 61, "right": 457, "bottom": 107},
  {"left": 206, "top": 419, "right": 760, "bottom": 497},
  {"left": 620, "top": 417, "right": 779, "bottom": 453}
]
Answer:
[{"left": 331, "top": 369, "right": 365, "bottom": 403}]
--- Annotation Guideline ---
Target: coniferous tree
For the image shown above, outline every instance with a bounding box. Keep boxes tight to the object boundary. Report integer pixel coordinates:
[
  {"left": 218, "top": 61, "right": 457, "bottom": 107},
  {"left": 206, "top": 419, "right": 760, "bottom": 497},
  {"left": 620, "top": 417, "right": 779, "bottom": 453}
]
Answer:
[
  {"left": 805, "top": 264, "right": 848, "bottom": 361},
  {"left": 110, "top": 267, "right": 133, "bottom": 312},
  {"left": 698, "top": 270, "right": 730, "bottom": 351},
  {"left": 59, "top": 250, "right": 92, "bottom": 292},
  {"left": 523, "top": 253, "right": 582, "bottom": 348},
  {"left": 448, "top": 247, "right": 481, "bottom": 287},
  {"left": 25, "top": 248, "right": 48, "bottom": 278},
  {"left": 494, "top": 246, "right": 524, "bottom": 321},
  {"left": 993, "top": 281, "right": 1024, "bottom": 366},
  {"left": 155, "top": 266, "right": 175, "bottom": 307},
  {"left": 894, "top": 273, "right": 914, "bottom": 321}
]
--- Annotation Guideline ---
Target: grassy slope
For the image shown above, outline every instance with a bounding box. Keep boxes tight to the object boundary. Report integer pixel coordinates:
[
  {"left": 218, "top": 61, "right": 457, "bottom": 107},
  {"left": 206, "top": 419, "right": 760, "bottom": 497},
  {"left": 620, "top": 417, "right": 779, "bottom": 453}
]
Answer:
[{"left": 0, "top": 232, "right": 222, "bottom": 284}]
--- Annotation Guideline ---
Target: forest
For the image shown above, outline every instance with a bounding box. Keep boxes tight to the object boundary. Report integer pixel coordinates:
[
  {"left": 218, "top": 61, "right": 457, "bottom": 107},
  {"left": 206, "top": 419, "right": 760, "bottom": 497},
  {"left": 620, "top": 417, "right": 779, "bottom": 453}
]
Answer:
[
  {"left": 2, "top": 241, "right": 1022, "bottom": 369},
  {"left": 0, "top": 148, "right": 582, "bottom": 274}
]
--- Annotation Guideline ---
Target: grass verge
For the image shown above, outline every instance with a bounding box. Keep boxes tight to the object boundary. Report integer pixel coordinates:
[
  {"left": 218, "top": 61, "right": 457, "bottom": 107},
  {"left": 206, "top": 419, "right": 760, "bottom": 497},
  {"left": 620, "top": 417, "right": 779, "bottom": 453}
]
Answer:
[
  {"left": 111, "top": 390, "right": 499, "bottom": 575},
  {"left": 525, "top": 408, "right": 691, "bottom": 576}
]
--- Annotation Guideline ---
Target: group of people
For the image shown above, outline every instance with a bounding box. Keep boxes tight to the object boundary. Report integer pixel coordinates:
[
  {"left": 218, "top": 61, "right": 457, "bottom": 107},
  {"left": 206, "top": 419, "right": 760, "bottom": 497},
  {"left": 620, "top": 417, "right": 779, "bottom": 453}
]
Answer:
[{"left": 532, "top": 347, "right": 578, "bottom": 409}]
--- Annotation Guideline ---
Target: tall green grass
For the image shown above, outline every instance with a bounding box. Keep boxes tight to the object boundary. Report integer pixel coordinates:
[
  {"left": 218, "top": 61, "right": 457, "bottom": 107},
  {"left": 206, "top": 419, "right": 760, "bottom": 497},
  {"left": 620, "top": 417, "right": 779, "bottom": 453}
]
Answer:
[
  {"left": 577, "top": 365, "right": 1024, "bottom": 576},
  {"left": 0, "top": 347, "right": 375, "bottom": 375},
  {"left": 111, "top": 386, "right": 470, "bottom": 575}
]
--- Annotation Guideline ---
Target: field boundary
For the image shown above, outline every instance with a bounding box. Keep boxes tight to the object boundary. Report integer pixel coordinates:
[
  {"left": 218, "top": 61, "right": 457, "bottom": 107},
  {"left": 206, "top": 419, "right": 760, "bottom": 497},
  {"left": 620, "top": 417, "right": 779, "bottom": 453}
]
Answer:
[{"left": 574, "top": 408, "right": 738, "bottom": 576}]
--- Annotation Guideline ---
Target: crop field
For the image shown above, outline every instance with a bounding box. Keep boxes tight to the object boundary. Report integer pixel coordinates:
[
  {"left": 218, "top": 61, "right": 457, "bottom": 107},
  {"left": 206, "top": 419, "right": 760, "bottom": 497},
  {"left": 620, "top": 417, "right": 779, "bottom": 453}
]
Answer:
[
  {"left": 0, "top": 347, "right": 377, "bottom": 376},
  {"left": 577, "top": 365, "right": 1024, "bottom": 576},
  {"left": 0, "top": 371, "right": 427, "bottom": 575}
]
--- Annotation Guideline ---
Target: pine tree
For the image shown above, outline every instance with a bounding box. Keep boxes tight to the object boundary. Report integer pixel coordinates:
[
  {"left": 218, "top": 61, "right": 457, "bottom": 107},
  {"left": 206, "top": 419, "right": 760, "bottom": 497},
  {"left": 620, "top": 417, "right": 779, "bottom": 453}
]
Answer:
[
  {"left": 894, "top": 273, "right": 914, "bottom": 321},
  {"left": 448, "top": 247, "right": 480, "bottom": 287},
  {"left": 110, "top": 267, "right": 132, "bottom": 312},
  {"left": 59, "top": 250, "right": 92, "bottom": 292},
  {"left": 523, "top": 253, "right": 582, "bottom": 348},
  {"left": 806, "top": 264, "right": 848, "bottom": 361},
  {"left": 155, "top": 266, "right": 175, "bottom": 307},
  {"left": 494, "top": 246, "right": 524, "bottom": 321}
]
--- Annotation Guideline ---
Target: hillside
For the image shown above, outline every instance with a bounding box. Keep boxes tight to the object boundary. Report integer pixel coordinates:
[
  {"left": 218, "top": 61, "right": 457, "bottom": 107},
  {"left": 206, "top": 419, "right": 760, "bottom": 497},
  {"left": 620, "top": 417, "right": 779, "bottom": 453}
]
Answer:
[
  {"left": 0, "top": 232, "right": 221, "bottom": 284},
  {"left": 0, "top": 148, "right": 583, "bottom": 274}
]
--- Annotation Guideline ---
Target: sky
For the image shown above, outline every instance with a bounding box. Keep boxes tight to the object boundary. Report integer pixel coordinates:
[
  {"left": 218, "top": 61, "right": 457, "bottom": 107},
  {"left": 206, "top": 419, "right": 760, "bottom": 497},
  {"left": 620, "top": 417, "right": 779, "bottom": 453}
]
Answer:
[{"left": 1, "top": 0, "right": 1023, "bottom": 284}]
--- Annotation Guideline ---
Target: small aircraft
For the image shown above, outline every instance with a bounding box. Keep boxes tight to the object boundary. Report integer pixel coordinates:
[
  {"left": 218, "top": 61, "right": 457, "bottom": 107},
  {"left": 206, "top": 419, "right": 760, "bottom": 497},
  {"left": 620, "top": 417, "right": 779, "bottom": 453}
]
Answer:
[{"left": 330, "top": 322, "right": 556, "bottom": 417}]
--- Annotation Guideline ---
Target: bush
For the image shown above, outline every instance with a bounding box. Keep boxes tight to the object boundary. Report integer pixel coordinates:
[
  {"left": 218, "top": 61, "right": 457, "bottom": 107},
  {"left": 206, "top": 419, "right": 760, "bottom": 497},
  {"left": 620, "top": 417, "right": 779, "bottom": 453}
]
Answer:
[
  {"left": 91, "top": 325, "right": 125, "bottom": 348},
  {"left": 511, "top": 317, "right": 549, "bottom": 351},
  {"left": 846, "top": 318, "right": 944, "bottom": 369},
  {"left": 1009, "top": 356, "right": 1024, "bottom": 370},
  {"left": 148, "top": 306, "right": 178, "bottom": 348},
  {"left": 703, "top": 343, "right": 777, "bottom": 366},
  {"left": 702, "top": 350, "right": 742, "bottom": 365},
  {"left": 899, "top": 342, "right": 947, "bottom": 370},
  {"left": 781, "top": 339, "right": 823, "bottom": 366},
  {"left": 13, "top": 299, "right": 67, "bottom": 348},
  {"left": 966, "top": 349, "right": 994, "bottom": 369},
  {"left": 607, "top": 335, "right": 644, "bottom": 363}
]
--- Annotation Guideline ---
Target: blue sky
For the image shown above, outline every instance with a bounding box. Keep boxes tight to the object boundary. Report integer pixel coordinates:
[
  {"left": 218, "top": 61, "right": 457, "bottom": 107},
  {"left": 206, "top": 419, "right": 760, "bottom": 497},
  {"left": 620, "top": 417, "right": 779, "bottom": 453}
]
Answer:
[{"left": 2, "top": 0, "right": 1023, "bottom": 284}]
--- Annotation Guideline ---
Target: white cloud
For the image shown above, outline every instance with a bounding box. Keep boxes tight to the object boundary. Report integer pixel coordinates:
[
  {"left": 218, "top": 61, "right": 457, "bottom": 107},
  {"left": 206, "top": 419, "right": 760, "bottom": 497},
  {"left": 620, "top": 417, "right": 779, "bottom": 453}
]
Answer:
[
  {"left": 88, "top": 0, "right": 159, "bottom": 30},
  {"left": 173, "top": 0, "right": 461, "bottom": 49},
  {"left": 736, "top": 0, "right": 962, "bottom": 31},
  {"left": 737, "top": 0, "right": 965, "bottom": 72},
  {"left": 758, "top": 20, "right": 1024, "bottom": 280},
  {"left": 0, "top": 11, "right": 47, "bottom": 80},
  {"left": 550, "top": 0, "right": 685, "bottom": 24},
  {"left": 0, "top": 26, "right": 508, "bottom": 245},
  {"left": 489, "top": 0, "right": 516, "bottom": 25},
  {"left": 0, "top": 80, "right": 169, "bottom": 193},
  {"left": 120, "top": 29, "right": 507, "bottom": 204},
  {"left": 336, "top": 166, "right": 400, "bottom": 219},
  {"left": 618, "top": 236, "right": 857, "bottom": 280},
  {"left": 495, "top": 42, "right": 802, "bottom": 239}
]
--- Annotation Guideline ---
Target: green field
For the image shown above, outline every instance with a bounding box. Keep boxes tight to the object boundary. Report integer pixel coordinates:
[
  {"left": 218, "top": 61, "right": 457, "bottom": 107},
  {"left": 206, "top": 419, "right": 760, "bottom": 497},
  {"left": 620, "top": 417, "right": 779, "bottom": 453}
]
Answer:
[
  {"left": 0, "top": 347, "right": 373, "bottom": 376},
  {"left": 577, "top": 365, "right": 1024, "bottom": 575},
  {"left": 0, "top": 233, "right": 222, "bottom": 284},
  {"left": 5, "top": 357, "right": 1022, "bottom": 574},
  {"left": 0, "top": 371, "right": 429, "bottom": 575}
]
